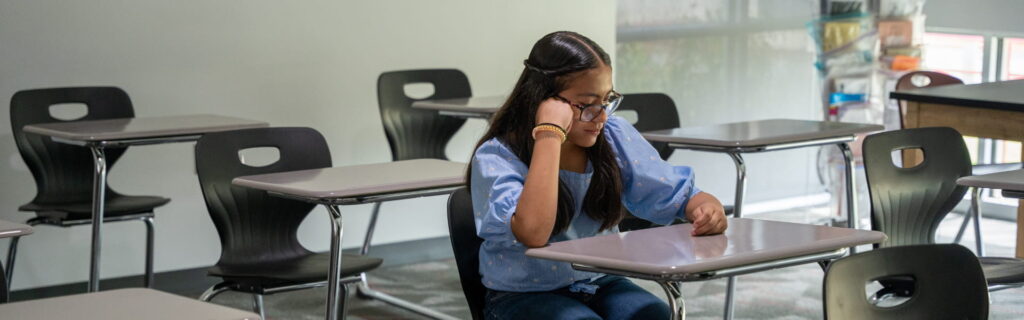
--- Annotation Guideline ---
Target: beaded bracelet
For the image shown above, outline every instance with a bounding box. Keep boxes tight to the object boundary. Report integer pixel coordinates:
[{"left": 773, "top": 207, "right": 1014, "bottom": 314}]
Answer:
[
  {"left": 533, "top": 124, "right": 566, "bottom": 143},
  {"left": 534, "top": 122, "right": 567, "bottom": 136}
]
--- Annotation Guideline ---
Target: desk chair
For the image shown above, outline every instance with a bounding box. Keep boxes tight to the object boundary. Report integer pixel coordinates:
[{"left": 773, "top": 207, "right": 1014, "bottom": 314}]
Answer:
[
  {"left": 194, "top": 127, "right": 382, "bottom": 319},
  {"left": 447, "top": 187, "right": 485, "bottom": 320},
  {"left": 824, "top": 244, "right": 988, "bottom": 320},
  {"left": 895, "top": 71, "right": 1021, "bottom": 253},
  {"left": 7, "top": 87, "right": 168, "bottom": 289},
  {"left": 862, "top": 127, "right": 1024, "bottom": 296}
]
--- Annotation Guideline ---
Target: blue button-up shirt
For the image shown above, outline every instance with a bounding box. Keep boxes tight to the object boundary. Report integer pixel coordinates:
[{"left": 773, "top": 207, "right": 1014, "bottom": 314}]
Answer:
[{"left": 470, "top": 116, "right": 701, "bottom": 292}]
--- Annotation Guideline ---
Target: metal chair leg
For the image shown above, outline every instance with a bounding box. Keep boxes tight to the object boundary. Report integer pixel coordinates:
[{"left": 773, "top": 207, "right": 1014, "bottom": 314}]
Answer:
[
  {"left": 199, "top": 283, "right": 231, "bottom": 302},
  {"left": 142, "top": 216, "right": 155, "bottom": 288},
  {"left": 338, "top": 284, "right": 350, "bottom": 320},
  {"left": 252, "top": 294, "right": 266, "bottom": 319},
  {"left": 953, "top": 209, "right": 972, "bottom": 244}
]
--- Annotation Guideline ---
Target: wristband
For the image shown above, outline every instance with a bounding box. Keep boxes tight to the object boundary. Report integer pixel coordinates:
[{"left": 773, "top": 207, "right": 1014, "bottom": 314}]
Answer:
[{"left": 534, "top": 122, "right": 567, "bottom": 136}]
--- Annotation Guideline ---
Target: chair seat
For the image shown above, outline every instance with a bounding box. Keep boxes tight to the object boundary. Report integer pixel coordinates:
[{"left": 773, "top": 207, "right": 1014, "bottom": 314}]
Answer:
[
  {"left": 19, "top": 195, "right": 170, "bottom": 221},
  {"left": 209, "top": 252, "right": 383, "bottom": 285},
  {"left": 980, "top": 256, "right": 1024, "bottom": 285}
]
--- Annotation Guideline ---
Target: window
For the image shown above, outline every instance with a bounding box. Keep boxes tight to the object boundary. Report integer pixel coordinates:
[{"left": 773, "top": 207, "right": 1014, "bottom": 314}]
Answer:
[
  {"left": 1002, "top": 37, "right": 1024, "bottom": 80},
  {"left": 921, "top": 33, "right": 985, "bottom": 84}
]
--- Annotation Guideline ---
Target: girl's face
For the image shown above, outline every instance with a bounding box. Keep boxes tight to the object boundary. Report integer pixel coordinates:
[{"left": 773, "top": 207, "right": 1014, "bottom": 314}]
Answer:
[{"left": 557, "top": 64, "right": 613, "bottom": 148}]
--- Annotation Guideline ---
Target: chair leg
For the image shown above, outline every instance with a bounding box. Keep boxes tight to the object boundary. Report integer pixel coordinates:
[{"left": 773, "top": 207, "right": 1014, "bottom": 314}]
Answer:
[
  {"left": 199, "top": 283, "right": 231, "bottom": 302},
  {"left": 953, "top": 210, "right": 971, "bottom": 244},
  {"left": 338, "top": 284, "right": 350, "bottom": 320},
  {"left": 252, "top": 294, "right": 266, "bottom": 319},
  {"left": 142, "top": 216, "right": 155, "bottom": 288}
]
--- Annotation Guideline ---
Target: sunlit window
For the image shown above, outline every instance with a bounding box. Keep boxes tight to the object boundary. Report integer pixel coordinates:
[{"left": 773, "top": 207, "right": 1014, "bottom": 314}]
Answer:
[{"left": 921, "top": 33, "right": 985, "bottom": 84}]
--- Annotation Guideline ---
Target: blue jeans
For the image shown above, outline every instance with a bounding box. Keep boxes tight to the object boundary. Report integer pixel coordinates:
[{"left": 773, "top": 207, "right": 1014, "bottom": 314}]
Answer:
[{"left": 483, "top": 276, "right": 671, "bottom": 320}]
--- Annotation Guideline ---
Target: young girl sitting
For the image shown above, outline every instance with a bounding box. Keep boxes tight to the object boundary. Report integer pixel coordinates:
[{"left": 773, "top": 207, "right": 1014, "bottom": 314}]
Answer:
[{"left": 469, "top": 31, "right": 728, "bottom": 320}]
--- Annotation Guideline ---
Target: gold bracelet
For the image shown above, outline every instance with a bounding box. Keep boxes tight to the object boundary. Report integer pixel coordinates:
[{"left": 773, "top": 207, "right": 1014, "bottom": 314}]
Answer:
[{"left": 533, "top": 124, "right": 566, "bottom": 143}]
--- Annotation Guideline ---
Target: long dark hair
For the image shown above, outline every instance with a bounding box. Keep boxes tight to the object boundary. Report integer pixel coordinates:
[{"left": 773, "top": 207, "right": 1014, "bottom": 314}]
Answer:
[{"left": 468, "top": 31, "right": 623, "bottom": 233}]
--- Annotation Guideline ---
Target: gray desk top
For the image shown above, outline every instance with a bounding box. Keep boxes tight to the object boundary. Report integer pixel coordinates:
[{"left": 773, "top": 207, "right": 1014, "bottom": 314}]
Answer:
[
  {"left": 23, "top": 114, "right": 268, "bottom": 142},
  {"left": 233, "top": 159, "right": 466, "bottom": 200},
  {"left": 957, "top": 169, "right": 1024, "bottom": 192},
  {"left": 890, "top": 79, "right": 1024, "bottom": 113},
  {"left": 411, "top": 95, "right": 504, "bottom": 115},
  {"left": 0, "top": 288, "right": 260, "bottom": 320},
  {"left": 641, "top": 119, "right": 883, "bottom": 148},
  {"left": 0, "top": 219, "right": 32, "bottom": 239},
  {"left": 525, "top": 218, "right": 886, "bottom": 276}
]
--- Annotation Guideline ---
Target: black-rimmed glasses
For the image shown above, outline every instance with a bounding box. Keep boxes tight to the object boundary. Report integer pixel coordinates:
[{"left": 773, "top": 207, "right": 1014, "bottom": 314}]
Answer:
[{"left": 552, "top": 91, "right": 623, "bottom": 122}]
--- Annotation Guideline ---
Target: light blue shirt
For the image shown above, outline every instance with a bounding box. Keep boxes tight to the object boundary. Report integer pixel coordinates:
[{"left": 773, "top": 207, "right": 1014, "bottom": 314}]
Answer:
[{"left": 470, "top": 116, "right": 701, "bottom": 292}]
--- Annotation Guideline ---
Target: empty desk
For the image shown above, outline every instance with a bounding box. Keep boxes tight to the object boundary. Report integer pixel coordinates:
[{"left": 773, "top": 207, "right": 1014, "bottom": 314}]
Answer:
[
  {"left": 411, "top": 95, "right": 503, "bottom": 119},
  {"left": 0, "top": 220, "right": 32, "bottom": 303},
  {"left": 233, "top": 159, "right": 465, "bottom": 320},
  {"left": 22, "top": 114, "right": 267, "bottom": 292},
  {"left": 525, "top": 218, "right": 886, "bottom": 320},
  {"left": 892, "top": 80, "right": 1024, "bottom": 258},
  {"left": 0, "top": 288, "right": 259, "bottom": 319}
]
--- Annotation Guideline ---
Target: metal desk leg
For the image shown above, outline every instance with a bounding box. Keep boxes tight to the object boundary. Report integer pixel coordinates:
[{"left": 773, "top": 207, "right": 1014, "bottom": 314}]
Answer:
[
  {"left": 354, "top": 202, "right": 459, "bottom": 320},
  {"left": 724, "top": 152, "right": 746, "bottom": 320},
  {"left": 658, "top": 281, "right": 686, "bottom": 320},
  {"left": 972, "top": 188, "right": 986, "bottom": 256},
  {"left": 324, "top": 205, "right": 346, "bottom": 320},
  {"left": 88, "top": 146, "right": 108, "bottom": 292},
  {"left": 837, "top": 143, "right": 858, "bottom": 255}
]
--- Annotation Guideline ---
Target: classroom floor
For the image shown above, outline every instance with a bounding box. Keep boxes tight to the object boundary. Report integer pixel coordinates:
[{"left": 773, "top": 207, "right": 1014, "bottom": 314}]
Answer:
[{"left": 195, "top": 207, "right": 1024, "bottom": 320}]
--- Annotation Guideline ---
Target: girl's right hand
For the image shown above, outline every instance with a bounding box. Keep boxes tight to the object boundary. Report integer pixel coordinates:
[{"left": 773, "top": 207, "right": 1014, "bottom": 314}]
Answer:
[{"left": 536, "top": 98, "right": 574, "bottom": 132}]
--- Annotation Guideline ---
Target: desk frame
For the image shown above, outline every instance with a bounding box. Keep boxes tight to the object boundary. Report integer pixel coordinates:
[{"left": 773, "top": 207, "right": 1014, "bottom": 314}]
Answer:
[{"left": 265, "top": 186, "right": 462, "bottom": 320}]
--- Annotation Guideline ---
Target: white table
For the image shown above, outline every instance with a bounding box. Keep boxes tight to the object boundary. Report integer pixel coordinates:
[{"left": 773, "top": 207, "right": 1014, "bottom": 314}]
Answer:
[
  {"left": 957, "top": 169, "right": 1024, "bottom": 256},
  {"left": 526, "top": 218, "right": 886, "bottom": 320},
  {"left": 233, "top": 159, "right": 465, "bottom": 320},
  {"left": 23, "top": 114, "right": 268, "bottom": 292},
  {"left": 0, "top": 219, "right": 32, "bottom": 303},
  {"left": 411, "top": 95, "right": 504, "bottom": 119},
  {"left": 0, "top": 288, "right": 260, "bottom": 319}
]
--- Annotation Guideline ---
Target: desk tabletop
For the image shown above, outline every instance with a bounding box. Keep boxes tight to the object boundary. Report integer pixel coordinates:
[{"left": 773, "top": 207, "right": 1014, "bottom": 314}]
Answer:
[
  {"left": 0, "top": 288, "right": 260, "bottom": 320},
  {"left": 642, "top": 119, "right": 882, "bottom": 148},
  {"left": 890, "top": 79, "right": 1024, "bottom": 112},
  {"left": 411, "top": 95, "right": 504, "bottom": 115},
  {"left": 233, "top": 159, "right": 466, "bottom": 200},
  {"left": 0, "top": 219, "right": 32, "bottom": 239},
  {"left": 23, "top": 114, "right": 268, "bottom": 142},
  {"left": 957, "top": 169, "right": 1024, "bottom": 192},
  {"left": 526, "top": 218, "right": 886, "bottom": 276}
]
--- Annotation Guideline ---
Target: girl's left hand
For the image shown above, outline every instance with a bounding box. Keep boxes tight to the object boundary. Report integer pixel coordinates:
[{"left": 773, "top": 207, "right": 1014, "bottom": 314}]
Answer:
[{"left": 685, "top": 192, "right": 727, "bottom": 236}]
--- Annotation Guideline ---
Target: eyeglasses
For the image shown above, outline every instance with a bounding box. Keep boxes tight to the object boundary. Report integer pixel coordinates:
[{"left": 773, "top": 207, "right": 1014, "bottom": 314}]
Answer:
[{"left": 552, "top": 90, "right": 623, "bottom": 122}]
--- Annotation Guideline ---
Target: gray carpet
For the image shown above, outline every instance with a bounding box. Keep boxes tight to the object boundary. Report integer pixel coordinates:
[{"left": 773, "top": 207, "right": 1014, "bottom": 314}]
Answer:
[{"left": 197, "top": 210, "right": 1024, "bottom": 319}]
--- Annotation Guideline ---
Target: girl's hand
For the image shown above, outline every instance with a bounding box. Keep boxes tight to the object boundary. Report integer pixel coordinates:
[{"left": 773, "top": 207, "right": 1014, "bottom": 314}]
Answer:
[
  {"left": 685, "top": 192, "right": 728, "bottom": 236},
  {"left": 536, "top": 98, "right": 574, "bottom": 132}
]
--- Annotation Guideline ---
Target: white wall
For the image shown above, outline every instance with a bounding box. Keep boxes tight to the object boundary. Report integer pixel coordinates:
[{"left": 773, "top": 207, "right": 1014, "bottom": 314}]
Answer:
[
  {"left": 0, "top": 0, "right": 615, "bottom": 290},
  {"left": 924, "top": 0, "right": 1024, "bottom": 34}
]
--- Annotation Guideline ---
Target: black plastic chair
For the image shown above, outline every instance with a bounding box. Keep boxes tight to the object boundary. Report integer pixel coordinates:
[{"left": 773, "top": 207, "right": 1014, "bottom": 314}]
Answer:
[
  {"left": 377, "top": 69, "right": 470, "bottom": 161},
  {"left": 863, "top": 127, "right": 1024, "bottom": 294},
  {"left": 617, "top": 93, "right": 680, "bottom": 160},
  {"left": 194, "top": 127, "right": 382, "bottom": 318},
  {"left": 7, "top": 87, "right": 168, "bottom": 288},
  {"left": 447, "top": 187, "right": 486, "bottom": 320},
  {"left": 824, "top": 244, "right": 989, "bottom": 320}
]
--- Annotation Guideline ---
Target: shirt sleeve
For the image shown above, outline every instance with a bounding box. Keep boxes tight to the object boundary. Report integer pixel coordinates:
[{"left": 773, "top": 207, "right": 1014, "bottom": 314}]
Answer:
[
  {"left": 470, "top": 138, "right": 528, "bottom": 246},
  {"left": 605, "top": 116, "right": 701, "bottom": 225}
]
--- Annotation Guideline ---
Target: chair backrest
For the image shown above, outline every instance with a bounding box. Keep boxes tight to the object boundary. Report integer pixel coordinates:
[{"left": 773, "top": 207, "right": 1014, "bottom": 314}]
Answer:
[
  {"left": 10, "top": 87, "right": 134, "bottom": 206},
  {"left": 377, "top": 69, "right": 470, "bottom": 161},
  {"left": 862, "top": 127, "right": 971, "bottom": 248},
  {"left": 824, "top": 244, "right": 989, "bottom": 320},
  {"left": 894, "top": 71, "right": 963, "bottom": 128},
  {"left": 616, "top": 93, "right": 680, "bottom": 160},
  {"left": 194, "top": 127, "right": 331, "bottom": 267},
  {"left": 447, "top": 187, "right": 485, "bottom": 320}
]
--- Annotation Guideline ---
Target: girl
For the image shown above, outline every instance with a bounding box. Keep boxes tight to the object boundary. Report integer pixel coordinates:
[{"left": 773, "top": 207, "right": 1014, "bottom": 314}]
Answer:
[{"left": 469, "top": 31, "right": 727, "bottom": 320}]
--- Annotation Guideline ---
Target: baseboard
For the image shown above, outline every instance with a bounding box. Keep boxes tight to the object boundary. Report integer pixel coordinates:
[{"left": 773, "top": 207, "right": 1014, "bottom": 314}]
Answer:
[{"left": 10, "top": 235, "right": 455, "bottom": 302}]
